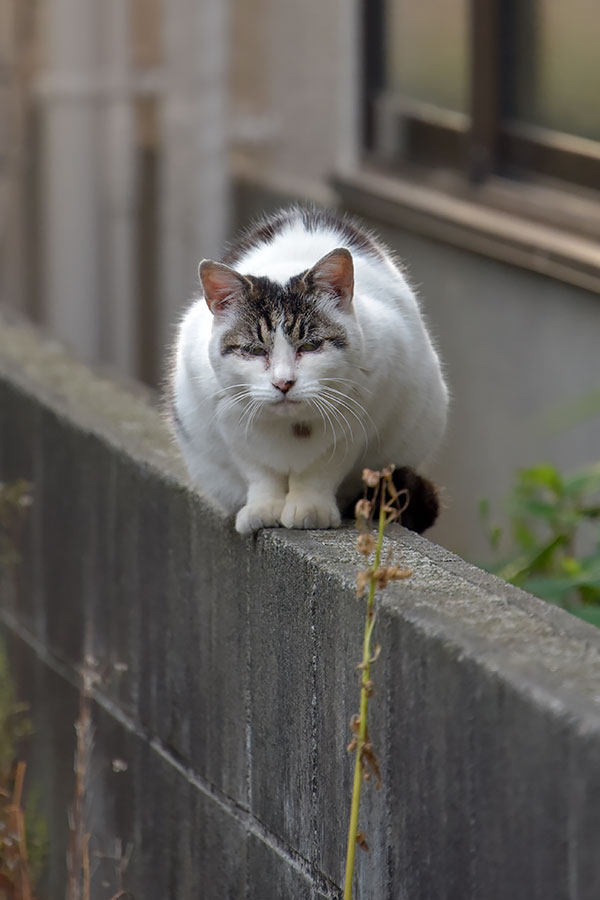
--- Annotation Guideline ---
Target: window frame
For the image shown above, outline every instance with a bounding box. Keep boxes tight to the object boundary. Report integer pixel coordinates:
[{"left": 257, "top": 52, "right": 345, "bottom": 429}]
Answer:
[
  {"left": 365, "top": 0, "right": 600, "bottom": 191},
  {"left": 350, "top": 0, "right": 600, "bottom": 292}
]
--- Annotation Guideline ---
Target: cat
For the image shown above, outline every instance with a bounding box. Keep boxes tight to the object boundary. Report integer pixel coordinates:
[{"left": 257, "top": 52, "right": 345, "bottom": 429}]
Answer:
[{"left": 170, "top": 206, "right": 448, "bottom": 535}]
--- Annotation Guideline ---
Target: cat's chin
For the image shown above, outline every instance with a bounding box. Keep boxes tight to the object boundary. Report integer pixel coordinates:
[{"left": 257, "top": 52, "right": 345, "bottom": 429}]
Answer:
[{"left": 269, "top": 398, "right": 303, "bottom": 417}]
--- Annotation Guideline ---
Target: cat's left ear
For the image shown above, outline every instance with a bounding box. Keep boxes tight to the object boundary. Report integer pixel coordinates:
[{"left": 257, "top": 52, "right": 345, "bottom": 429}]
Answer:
[
  {"left": 307, "top": 248, "right": 354, "bottom": 311},
  {"left": 199, "top": 260, "right": 250, "bottom": 316}
]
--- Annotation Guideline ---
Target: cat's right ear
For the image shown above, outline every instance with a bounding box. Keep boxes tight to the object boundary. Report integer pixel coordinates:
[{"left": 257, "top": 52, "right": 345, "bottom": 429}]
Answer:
[{"left": 199, "top": 260, "right": 249, "bottom": 316}]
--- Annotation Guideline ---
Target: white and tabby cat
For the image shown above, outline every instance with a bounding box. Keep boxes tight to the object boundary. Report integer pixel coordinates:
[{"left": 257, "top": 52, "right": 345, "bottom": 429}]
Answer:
[{"left": 170, "top": 206, "right": 448, "bottom": 534}]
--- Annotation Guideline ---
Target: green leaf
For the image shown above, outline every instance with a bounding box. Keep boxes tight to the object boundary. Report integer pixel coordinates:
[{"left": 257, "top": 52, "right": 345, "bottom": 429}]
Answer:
[
  {"left": 560, "top": 556, "right": 582, "bottom": 576},
  {"left": 571, "top": 606, "right": 600, "bottom": 627},
  {"left": 512, "top": 519, "right": 537, "bottom": 551},
  {"left": 477, "top": 453, "right": 600, "bottom": 629},
  {"left": 489, "top": 526, "right": 503, "bottom": 552},
  {"left": 478, "top": 498, "right": 490, "bottom": 520},
  {"left": 523, "top": 565, "right": 600, "bottom": 602},
  {"left": 510, "top": 497, "right": 560, "bottom": 521},
  {"left": 517, "top": 464, "right": 564, "bottom": 495},
  {"left": 579, "top": 585, "right": 600, "bottom": 605},
  {"left": 563, "top": 462, "right": 600, "bottom": 498},
  {"left": 521, "top": 575, "right": 574, "bottom": 604},
  {"left": 496, "top": 534, "right": 569, "bottom": 583}
]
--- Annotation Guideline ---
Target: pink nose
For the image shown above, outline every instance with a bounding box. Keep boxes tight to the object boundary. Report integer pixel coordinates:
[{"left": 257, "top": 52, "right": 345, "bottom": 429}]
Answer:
[{"left": 273, "top": 379, "right": 295, "bottom": 394}]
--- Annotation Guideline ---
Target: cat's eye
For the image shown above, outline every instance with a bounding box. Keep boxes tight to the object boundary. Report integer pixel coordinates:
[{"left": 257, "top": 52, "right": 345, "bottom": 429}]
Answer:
[
  {"left": 245, "top": 345, "right": 268, "bottom": 357},
  {"left": 298, "top": 340, "right": 323, "bottom": 353}
]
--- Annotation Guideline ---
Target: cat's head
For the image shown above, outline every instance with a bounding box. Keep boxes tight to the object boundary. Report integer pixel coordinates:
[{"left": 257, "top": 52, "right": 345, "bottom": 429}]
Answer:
[{"left": 200, "top": 248, "right": 361, "bottom": 417}]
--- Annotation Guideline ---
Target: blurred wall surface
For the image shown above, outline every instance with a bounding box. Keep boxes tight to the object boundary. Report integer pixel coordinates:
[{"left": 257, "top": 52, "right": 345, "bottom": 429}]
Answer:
[
  {"left": 1, "top": 0, "right": 599, "bottom": 559},
  {"left": 1, "top": 0, "right": 229, "bottom": 383},
  {"left": 1, "top": 0, "right": 353, "bottom": 380}
]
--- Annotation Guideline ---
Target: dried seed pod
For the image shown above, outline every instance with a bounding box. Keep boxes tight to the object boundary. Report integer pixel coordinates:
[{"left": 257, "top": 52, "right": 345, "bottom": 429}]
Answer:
[
  {"left": 374, "top": 567, "right": 389, "bottom": 590},
  {"left": 356, "top": 533, "right": 375, "bottom": 556},
  {"left": 362, "top": 468, "right": 381, "bottom": 489},
  {"left": 363, "top": 679, "right": 375, "bottom": 697},
  {"left": 387, "top": 566, "right": 413, "bottom": 581},
  {"left": 354, "top": 498, "right": 372, "bottom": 522},
  {"left": 356, "top": 832, "right": 370, "bottom": 852},
  {"left": 356, "top": 569, "right": 373, "bottom": 597}
]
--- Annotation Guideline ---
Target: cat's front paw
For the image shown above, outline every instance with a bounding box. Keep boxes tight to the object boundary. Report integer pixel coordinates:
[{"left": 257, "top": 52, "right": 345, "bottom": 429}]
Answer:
[
  {"left": 280, "top": 494, "right": 341, "bottom": 530},
  {"left": 235, "top": 498, "right": 285, "bottom": 535}
]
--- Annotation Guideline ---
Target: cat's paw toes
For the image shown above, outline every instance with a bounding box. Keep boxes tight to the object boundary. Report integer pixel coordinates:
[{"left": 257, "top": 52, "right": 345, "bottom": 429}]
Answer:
[
  {"left": 280, "top": 495, "right": 341, "bottom": 530},
  {"left": 235, "top": 498, "right": 285, "bottom": 535}
]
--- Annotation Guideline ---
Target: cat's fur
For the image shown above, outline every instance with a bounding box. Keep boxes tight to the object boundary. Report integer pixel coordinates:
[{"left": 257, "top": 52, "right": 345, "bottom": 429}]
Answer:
[{"left": 170, "top": 206, "right": 448, "bottom": 534}]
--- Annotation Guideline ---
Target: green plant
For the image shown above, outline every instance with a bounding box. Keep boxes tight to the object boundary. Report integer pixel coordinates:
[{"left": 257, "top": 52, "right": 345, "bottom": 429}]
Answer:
[
  {"left": 0, "top": 642, "right": 47, "bottom": 899},
  {"left": 344, "top": 468, "right": 412, "bottom": 899},
  {"left": 0, "top": 479, "right": 32, "bottom": 567},
  {"left": 0, "top": 484, "right": 47, "bottom": 896},
  {"left": 481, "top": 461, "right": 600, "bottom": 625}
]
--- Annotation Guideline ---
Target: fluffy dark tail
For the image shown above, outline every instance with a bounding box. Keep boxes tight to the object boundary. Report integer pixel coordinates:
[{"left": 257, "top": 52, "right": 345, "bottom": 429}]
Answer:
[{"left": 343, "top": 466, "right": 440, "bottom": 534}]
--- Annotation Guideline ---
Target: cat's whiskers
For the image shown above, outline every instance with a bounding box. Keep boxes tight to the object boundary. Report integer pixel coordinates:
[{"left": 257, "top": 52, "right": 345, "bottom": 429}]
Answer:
[
  {"left": 235, "top": 390, "right": 273, "bottom": 438},
  {"left": 314, "top": 395, "right": 351, "bottom": 461},
  {"left": 319, "top": 376, "right": 374, "bottom": 397},
  {"left": 199, "top": 382, "right": 253, "bottom": 409},
  {"left": 192, "top": 379, "right": 254, "bottom": 395},
  {"left": 319, "top": 385, "right": 379, "bottom": 449},
  {"left": 241, "top": 400, "right": 262, "bottom": 440},
  {"left": 207, "top": 388, "right": 255, "bottom": 427},
  {"left": 309, "top": 397, "right": 338, "bottom": 462},
  {"left": 308, "top": 397, "right": 328, "bottom": 441},
  {"left": 320, "top": 391, "right": 368, "bottom": 449},
  {"left": 235, "top": 398, "right": 258, "bottom": 436}
]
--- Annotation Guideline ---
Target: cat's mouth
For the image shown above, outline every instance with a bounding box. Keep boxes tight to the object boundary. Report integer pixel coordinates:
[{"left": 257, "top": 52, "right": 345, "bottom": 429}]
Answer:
[{"left": 270, "top": 396, "right": 302, "bottom": 413}]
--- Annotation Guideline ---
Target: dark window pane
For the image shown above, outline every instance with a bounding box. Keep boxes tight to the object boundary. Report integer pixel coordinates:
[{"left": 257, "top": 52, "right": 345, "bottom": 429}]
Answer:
[
  {"left": 514, "top": 0, "right": 600, "bottom": 141},
  {"left": 386, "top": 0, "right": 469, "bottom": 113}
]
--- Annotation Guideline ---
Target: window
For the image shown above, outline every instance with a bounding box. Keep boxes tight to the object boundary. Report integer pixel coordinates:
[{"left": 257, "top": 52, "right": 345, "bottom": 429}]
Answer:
[{"left": 364, "top": 0, "right": 600, "bottom": 195}]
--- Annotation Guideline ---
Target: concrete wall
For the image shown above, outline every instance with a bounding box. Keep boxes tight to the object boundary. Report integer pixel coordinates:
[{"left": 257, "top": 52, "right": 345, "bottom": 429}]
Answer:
[
  {"left": 230, "top": 0, "right": 359, "bottom": 188},
  {"left": 2, "top": 312, "right": 600, "bottom": 900}
]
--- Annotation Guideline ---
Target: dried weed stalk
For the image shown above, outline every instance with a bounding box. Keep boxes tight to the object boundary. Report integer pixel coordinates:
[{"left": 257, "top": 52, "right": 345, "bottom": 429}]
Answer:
[
  {"left": 0, "top": 761, "right": 36, "bottom": 900},
  {"left": 0, "top": 480, "right": 32, "bottom": 569},
  {"left": 343, "top": 467, "right": 412, "bottom": 900},
  {"left": 66, "top": 656, "right": 99, "bottom": 900},
  {"left": 66, "top": 658, "right": 133, "bottom": 900},
  {"left": 0, "top": 485, "right": 42, "bottom": 900}
]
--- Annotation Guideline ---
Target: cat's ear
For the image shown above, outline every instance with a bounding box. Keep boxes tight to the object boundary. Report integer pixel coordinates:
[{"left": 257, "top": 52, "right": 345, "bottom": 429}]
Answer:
[
  {"left": 307, "top": 248, "right": 354, "bottom": 310},
  {"left": 199, "top": 260, "right": 249, "bottom": 315}
]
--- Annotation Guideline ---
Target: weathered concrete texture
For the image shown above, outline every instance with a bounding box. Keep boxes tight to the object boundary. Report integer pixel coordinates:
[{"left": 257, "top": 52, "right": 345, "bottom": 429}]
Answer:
[{"left": 2, "top": 310, "right": 600, "bottom": 899}]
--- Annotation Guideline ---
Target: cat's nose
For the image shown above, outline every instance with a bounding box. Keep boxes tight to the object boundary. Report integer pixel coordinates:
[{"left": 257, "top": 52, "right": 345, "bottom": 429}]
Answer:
[{"left": 272, "top": 378, "right": 295, "bottom": 394}]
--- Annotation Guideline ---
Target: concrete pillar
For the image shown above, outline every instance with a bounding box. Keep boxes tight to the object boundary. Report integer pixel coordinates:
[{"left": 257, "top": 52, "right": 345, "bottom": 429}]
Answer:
[
  {"left": 100, "top": 0, "right": 137, "bottom": 375},
  {"left": 39, "top": 0, "right": 101, "bottom": 360},
  {"left": 160, "top": 0, "right": 230, "bottom": 357}
]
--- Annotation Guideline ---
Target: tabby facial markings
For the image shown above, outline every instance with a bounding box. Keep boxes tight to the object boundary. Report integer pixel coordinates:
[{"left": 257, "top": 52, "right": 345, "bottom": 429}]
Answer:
[
  {"left": 325, "top": 333, "right": 348, "bottom": 350},
  {"left": 292, "top": 422, "right": 312, "bottom": 439},
  {"left": 281, "top": 304, "right": 348, "bottom": 351},
  {"left": 219, "top": 270, "right": 349, "bottom": 355}
]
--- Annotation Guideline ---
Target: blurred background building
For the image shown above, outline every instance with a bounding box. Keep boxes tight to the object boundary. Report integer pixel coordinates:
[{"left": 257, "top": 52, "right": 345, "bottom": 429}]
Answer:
[{"left": 1, "top": 0, "right": 599, "bottom": 557}]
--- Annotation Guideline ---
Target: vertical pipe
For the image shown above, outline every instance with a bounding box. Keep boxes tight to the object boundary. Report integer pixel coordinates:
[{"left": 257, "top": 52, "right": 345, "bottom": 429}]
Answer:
[
  {"left": 101, "top": 0, "right": 137, "bottom": 375},
  {"left": 469, "top": 0, "right": 501, "bottom": 183},
  {"left": 0, "top": 0, "right": 18, "bottom": 307},
  {"left": 159, "top": 0, "right": 229, "bottom": 361},
  {"left": 40, "top": 0, "right": 100, "bottom": 360},
  {"left": 337, "top": 0, "right": 361, "bottom": 175},
  {"left": 362, "top": 0, "right": 385, "bottom": 153}
]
